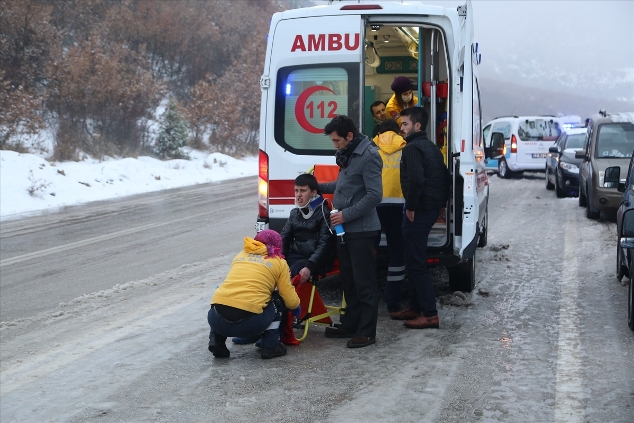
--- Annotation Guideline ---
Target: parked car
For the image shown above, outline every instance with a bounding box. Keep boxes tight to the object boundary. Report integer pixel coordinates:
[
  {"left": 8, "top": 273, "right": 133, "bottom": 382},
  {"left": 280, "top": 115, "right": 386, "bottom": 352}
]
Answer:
[
  {"left": 614, "top": 154, "right": 634, "bottom": 330},
  {"left": 483, "top": 115, "right": 563, "bottom": 178},
  {"left": 577, "top": 111, "right": 634, "bottom": 219},
  {"left": 545, "top": 127, "right": 587, "bottom": 197}
]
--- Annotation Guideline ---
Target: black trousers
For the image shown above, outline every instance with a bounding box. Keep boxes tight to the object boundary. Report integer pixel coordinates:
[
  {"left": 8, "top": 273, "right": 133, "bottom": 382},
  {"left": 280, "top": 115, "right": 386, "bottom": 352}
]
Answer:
[
  {"left": 337, "top": 233, "right": 379, "bottom": 338},
  {"left": 402, "top": 208, "right": 439, "bottom": 317}
]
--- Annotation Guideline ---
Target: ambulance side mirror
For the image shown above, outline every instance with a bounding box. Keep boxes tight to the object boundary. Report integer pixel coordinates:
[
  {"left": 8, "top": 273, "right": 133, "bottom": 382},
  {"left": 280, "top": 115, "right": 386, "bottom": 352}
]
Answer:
[{"left": 485, "top": 132, "right": 505, "bottom": 159}]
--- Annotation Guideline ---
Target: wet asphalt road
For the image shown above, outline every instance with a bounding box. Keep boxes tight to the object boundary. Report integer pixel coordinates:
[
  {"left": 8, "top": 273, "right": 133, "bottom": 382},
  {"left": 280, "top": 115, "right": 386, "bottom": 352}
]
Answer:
[
  {"left": 0, "top": 176, "right": 256, "bottom": 322},
  {"left": 1, "top": 173, "right": 633, "bottom": 422}
]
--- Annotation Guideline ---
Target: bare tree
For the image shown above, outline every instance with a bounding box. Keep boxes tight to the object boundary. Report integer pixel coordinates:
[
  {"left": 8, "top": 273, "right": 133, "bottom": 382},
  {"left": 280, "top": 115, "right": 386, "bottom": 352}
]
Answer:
[{"left": 0, "top": 0, "right": 58, "bottom": 148}]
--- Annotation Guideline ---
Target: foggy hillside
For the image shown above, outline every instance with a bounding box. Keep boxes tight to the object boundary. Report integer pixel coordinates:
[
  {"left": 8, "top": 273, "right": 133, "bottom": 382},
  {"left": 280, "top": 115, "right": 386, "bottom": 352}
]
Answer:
[{"left": 479, "top": 77, "right": 634, "bottom": 124}]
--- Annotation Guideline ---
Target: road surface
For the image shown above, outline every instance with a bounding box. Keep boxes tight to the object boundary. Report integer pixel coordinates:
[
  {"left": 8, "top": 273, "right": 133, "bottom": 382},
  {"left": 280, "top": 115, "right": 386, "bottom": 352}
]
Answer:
[{"left": 1, "top": 174, "right": 633, "bottom": 422}]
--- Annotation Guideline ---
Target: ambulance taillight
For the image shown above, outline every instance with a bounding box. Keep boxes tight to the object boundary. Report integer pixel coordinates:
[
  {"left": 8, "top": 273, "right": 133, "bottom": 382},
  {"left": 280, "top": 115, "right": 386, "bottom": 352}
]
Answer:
[
  {"left": 258, "top": 149, "right": 269, "bottom": 219},
  {"left": 511, "top": 134, "right": 518, "bottom": 153}
]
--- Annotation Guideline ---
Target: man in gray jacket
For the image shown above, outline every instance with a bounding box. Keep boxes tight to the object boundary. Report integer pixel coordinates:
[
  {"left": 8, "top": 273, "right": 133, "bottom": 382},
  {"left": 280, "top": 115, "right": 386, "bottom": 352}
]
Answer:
[{"left": 319, "top": 115, "right": 383, "bottom": 348}]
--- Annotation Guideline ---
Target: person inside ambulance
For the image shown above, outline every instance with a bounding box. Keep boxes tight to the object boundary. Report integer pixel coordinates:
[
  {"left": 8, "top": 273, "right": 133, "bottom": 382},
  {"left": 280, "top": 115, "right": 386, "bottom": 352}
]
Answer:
[
  {"left": 370, "top": 100, "right": 388, "bottom": 138},
  {"left": 386, "top": 76, "right": 418, "bottom": 125},
  {"left": 319, "top": 115, "right": 383, "bottom": 349},
  {"left": 207, "top": 230, "right": 301, "bottom": 359},
  {"left": 372, "top": 119, "right": 407, "bottom": 313},
  {"left": 281, "top": 173, "right": 336, "bottom": 283}
]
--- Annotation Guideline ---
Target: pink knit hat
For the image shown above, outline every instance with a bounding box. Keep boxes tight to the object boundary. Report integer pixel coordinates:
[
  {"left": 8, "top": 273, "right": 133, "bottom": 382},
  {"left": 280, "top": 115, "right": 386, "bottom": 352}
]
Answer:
[{"left": 254, "top": 229, "right": 285, "bottom": 259}]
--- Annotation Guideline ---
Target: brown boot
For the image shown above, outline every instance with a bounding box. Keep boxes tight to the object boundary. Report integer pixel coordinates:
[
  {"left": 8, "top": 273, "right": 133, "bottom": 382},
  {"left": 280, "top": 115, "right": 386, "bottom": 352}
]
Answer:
[
  {"left": 389, "top": 309, "right": 420, "bottom": 320},
  {"left": 403, "top": 315, "right": 439, "bottom": 329}
]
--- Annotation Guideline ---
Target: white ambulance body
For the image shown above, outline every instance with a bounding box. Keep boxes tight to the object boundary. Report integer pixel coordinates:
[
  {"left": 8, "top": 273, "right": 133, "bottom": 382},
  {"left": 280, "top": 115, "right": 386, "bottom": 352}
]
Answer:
[{"left": 256, "top": 0, "right": 497, "bottom": 292}]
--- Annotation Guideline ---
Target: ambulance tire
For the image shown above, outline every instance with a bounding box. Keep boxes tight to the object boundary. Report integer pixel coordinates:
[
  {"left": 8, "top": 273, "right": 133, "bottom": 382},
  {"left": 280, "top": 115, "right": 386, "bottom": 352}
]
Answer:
[{"left": 448, "top": 254, "right": 476, "bottom": 293}]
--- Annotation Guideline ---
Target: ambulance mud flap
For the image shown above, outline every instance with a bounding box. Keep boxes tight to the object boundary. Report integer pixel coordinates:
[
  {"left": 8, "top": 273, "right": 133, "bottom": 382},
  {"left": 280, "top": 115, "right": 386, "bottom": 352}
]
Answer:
[
  {"left": 454, "top": 162, "right": 463, "bottom": 237},
  {"left": 448, "top": 250, "right": 476, "bottom": 292}
]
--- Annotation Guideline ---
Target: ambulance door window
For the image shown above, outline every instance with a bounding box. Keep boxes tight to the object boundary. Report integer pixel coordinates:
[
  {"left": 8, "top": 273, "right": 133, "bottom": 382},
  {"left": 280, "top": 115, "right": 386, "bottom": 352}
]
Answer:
[
  {"left": 472, "top": 75, "right": 482, "bottom": 147},
  {"left": 274, "top": 63, "right": 360, "bottom": 155}
]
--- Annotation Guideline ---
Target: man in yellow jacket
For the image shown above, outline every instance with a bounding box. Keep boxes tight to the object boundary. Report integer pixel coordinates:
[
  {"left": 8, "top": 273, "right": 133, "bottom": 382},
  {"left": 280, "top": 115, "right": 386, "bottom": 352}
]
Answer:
[
  {"left": 372, "top": 119, "right": 407, "bottom": 313},
  {"left": 207, "top": 230, "right": 301, "bottom": 359}
]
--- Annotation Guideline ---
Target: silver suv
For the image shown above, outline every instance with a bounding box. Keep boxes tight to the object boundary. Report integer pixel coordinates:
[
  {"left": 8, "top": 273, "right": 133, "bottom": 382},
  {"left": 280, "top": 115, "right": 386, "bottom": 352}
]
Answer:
[{"left": 577, "top": 111, "right": 634, "bottom": 219}]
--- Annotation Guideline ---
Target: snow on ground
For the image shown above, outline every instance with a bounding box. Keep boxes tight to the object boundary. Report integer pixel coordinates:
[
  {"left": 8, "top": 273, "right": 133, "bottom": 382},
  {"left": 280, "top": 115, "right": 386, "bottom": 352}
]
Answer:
[{"left": 0, "top": 149, "right": 257, "bottom": 220}]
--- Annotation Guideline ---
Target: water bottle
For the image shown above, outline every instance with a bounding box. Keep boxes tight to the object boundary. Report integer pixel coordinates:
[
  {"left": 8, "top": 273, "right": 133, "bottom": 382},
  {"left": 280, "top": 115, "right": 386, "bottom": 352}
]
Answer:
[{"left": 330, "top": 209, "right": 345, "bottom": 236}]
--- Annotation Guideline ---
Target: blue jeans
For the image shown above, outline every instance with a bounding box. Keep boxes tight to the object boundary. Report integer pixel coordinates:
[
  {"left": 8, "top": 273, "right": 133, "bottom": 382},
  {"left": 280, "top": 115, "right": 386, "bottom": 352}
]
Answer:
[
  {"left": 208, "top": 296, "right": 283, "bottom": 349},
  {"left": 402, "top": 208, "right": 438, "bottom": 317},
  {"left": 286, "top": 252, "right": 308, "bottom": 278},
  {"left": 377, "top": 205, "right": 406, "bottom": 311}
]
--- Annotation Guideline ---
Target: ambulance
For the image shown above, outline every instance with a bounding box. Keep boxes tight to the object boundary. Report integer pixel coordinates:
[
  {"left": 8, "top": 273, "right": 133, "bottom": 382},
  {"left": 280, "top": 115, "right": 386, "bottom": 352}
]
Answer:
[{"left": 255, "top": 0, "right": 503, "bottom": 292}]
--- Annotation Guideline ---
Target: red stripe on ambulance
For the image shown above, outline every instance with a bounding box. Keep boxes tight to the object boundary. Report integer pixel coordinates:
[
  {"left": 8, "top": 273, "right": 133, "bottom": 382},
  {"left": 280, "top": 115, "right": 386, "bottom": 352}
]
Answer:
[{"left": 291, "top": 33, "right": 360, "bottom": 52}]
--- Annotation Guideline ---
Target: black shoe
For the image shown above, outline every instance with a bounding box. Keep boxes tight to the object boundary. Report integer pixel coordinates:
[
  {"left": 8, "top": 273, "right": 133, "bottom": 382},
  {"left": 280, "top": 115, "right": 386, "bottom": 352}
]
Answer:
[
  {"left": 261, "top": 343, "right": 287, "bottom": 359},
  {"left": 208, "top": 339, "right": 230, "bottom": 358},
  {"left": 324, "top": 326, "right": 354, "bottom": 338},
  {"left": 346, "top": 336, "right": 376, "bottom": 348}
]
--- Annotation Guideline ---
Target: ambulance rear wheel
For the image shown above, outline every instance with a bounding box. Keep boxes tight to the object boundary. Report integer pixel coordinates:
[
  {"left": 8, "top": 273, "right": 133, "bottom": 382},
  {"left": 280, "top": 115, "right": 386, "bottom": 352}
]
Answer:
[{"left": 448, "top": 254, "right": 476, "bottom": 292}]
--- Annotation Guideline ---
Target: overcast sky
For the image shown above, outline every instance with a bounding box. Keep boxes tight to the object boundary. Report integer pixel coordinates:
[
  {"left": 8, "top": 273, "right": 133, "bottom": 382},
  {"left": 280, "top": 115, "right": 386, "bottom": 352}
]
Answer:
[{"left": 419, "top": 0, "right": 634, "bottom": 102}]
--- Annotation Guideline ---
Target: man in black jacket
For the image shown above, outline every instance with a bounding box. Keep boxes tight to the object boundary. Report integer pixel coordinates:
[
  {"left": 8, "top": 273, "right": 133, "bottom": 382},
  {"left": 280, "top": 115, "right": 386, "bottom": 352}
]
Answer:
[
  {"left": 281, "top": 173, "right": 335, "bottom": 282},
  {"left": 390, "top": 107, "right": 450, "bottom": 329}
]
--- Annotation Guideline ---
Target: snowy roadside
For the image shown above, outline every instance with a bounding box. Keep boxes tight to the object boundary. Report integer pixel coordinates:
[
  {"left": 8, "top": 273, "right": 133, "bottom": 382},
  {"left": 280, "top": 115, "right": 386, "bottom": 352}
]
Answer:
[{"left": 0, "top": 149, "right": 257, "bottom": 220}]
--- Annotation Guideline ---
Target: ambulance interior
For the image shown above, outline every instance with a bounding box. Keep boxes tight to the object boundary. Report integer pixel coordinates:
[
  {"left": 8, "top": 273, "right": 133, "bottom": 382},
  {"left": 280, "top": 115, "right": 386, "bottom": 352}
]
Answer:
[{"left": 363, "top": 23, "right": 450, "bottom": 247}]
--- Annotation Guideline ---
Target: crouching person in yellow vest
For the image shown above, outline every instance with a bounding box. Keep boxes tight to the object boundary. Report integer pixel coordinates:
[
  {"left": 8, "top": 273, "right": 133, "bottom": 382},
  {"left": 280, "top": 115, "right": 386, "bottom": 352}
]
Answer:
[{"left": 207, "top": 230, "right": 301, "bottom": 359}]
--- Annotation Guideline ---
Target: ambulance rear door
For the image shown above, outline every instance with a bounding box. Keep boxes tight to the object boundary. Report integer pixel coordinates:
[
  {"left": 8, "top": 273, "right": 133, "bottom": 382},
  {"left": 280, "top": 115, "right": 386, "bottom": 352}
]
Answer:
[
  {"left": 455, "top": 0, "right": 480, "bottom": 259},
  {"left": 262, "top": 12, "right": 364, "bottom": 231}
]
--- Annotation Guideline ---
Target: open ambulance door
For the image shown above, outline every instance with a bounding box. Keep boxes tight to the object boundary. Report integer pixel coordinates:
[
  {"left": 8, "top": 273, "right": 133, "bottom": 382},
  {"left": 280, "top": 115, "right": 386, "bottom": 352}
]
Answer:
[
  {"left": 259, "top": 12, "right": 364, "bottom": 232},
  {"left": 455, "top": 0, "right": 479, "bottom": 261}
]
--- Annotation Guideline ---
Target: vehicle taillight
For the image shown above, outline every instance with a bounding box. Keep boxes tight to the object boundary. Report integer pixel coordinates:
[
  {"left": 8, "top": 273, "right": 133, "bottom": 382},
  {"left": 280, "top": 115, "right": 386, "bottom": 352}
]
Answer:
[
  {"left": 511, "top": 134, "right": 517, "bottom": 153},
  {"left": 258, "top": 149, "right": 269, "bottom": 219}
]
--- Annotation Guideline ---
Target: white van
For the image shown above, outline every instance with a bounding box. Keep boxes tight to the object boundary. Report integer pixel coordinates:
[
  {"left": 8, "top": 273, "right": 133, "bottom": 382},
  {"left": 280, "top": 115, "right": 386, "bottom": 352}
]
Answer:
[
  {"left": 255, "top": 0, "right": 502, "bottom": 292},
  {"left": 483, "top": 115, "right": 563, "bottom": 178}
]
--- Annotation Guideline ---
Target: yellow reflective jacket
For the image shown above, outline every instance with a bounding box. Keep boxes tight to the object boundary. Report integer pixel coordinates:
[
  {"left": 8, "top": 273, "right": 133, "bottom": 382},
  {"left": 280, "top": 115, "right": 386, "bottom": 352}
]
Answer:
[
  {"left": 372, "top": 131, "right": 407, "bottom": 204},
  {"left": 211, "top": 237, "right": 300, "bottom": 313},
  {"left": 385, "top": 93, "right": 419, "bottom": 126}
]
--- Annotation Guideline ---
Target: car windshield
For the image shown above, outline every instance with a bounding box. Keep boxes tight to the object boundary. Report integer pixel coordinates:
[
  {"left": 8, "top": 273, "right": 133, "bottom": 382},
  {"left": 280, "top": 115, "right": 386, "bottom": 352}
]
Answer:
[
  {"left": 596, "top": 123, "right": 634, "bottom": 158},
  {"left": 517, "top": 119, "right": 561, "bottom": 141},
  {"left": 565, "top": 134, "right": 585, "bottom": 149}
]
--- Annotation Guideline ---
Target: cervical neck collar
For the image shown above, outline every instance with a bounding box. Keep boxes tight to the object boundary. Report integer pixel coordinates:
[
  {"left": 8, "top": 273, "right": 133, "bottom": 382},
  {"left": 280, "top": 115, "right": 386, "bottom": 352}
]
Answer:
[{"left": 296, "top": 194, "right": 324, "bottom": 219}]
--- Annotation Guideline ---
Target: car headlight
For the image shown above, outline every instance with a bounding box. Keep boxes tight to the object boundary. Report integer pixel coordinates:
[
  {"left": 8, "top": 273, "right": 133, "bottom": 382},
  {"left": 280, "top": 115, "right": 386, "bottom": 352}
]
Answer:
[{"left": 559, "top": 161, "right": 579, "bottom": 174}]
